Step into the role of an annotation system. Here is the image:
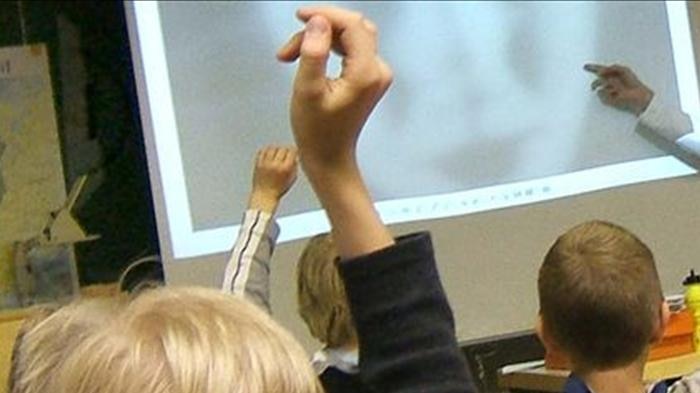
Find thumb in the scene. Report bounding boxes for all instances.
[294,15,332,99]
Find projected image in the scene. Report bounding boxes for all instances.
[128,1,697,258]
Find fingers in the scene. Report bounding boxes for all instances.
[598,64,632,80]
[256,146,297,166]
[585,63,641,87]
[597,87,619,106]
[282,146,298,165]
[583,63,628,77]
[271,146,285,161]
[268,146,279,162]
[297,6,379,85]
[282,6,389,98]
[250,145,297,209]
[297,5,375,49]
[294,15,333,99]
[256,147,267,166]
[583,63,604,75]
[276,30,304,62]
[586,62,630,95]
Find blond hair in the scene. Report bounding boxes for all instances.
[56,286,322,393]
[9,298,121,393]
[538,220,663,370]
[297,233,356,348]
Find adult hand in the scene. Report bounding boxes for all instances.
[249,146,298,213]
[277,6,393,176]
[584,63,654,116]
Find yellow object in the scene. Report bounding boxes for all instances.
[683,270,700,351]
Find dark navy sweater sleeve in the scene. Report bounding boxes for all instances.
[338,232,476,393]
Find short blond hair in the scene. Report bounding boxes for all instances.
[56,286,321,393]
[9,298,121,393]
[538,220,663,370]
[297,233,356,348]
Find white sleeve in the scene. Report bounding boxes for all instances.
[637,94,699,157]
[676,133,700,158]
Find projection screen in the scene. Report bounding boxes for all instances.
[125,1,698,261]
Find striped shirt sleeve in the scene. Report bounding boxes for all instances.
[222,209,280,314]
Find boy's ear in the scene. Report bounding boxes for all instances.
[536,314,569,354]
[536,314,573,369]
[650,300,671,344]
[535,314,557,352]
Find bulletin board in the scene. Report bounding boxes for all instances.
[0,45,67,308]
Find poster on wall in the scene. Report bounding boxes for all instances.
[0,45,73,308]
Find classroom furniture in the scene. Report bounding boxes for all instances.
[461,330,546,393]
[499,352,700,393]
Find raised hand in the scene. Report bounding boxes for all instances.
[249,146,298,214]
[277,6,393,175]
[277,6,395,259]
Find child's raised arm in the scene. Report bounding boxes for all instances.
[222,146,297,313]
[278,7,476,393]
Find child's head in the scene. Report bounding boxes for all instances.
[9,298,121,393]
[297,233,357,348]
[537,220,668,371]
[56,286,321,393]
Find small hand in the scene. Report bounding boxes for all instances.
[584,63,654,116]
[249,146,298,213]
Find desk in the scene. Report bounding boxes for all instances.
[498,353,700,393]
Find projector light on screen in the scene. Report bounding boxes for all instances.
[125,1,698,260]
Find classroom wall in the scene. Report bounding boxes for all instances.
[0,2,159,285]
[165,4,700,351]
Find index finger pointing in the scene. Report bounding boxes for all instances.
[583,63,605,75]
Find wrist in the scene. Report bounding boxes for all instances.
[248,190,280,214]
[633,89,654,117]
[303,168,394,259]
[300,152,359,181]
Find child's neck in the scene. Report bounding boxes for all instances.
[578,360,646,393]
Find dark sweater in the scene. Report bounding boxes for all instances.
[338,232,476,393]
[320,367,371,393]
